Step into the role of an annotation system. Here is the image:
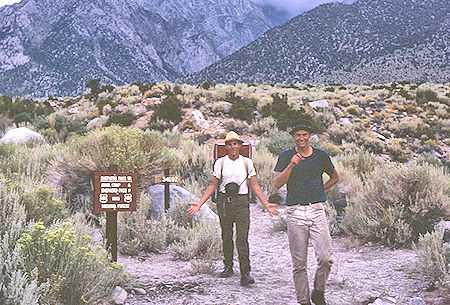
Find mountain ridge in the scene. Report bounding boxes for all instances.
[181,0,449,84]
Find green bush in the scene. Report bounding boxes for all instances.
[151,94,183,124]
[106,111,135,127]
[250,117,278,136]
[0,143,57,189]
[253,146,278,197]
[262,93,313,131]
[46,126,177,213]
[227,92,257,123]
[414,223,450,288]
[259,129,293,156]
[0,183,48,304]
[23,185,67,226]
[416,89,439,104]
[18,221,125,304]
[342,162,450,247]
[334,149,381,181]
[169,221,221,261]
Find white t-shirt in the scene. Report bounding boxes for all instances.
[213,155,256,194]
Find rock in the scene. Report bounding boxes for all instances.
[0,127,45,144]
[86,117,102,130]
[111,286,127,305]
[133,288,147,295]
[368,298,393,305]
[146,185,218,223]
[67,106,79,114]
[443,220,450,242]
[340,118,353,126]
[309,99,329,108]
[409,297,426,305]
[192,110,210,129]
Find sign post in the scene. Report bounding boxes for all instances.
[154,170,180,211]
[94,165,137,261]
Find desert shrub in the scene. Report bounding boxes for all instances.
[357,132,385,154]
[259,130,293,156]
[253,147,278,197]
[147,118,175,132]
[169,221,221,261]
[189,258,217,275]
[18,221,125,304]
[0,143,57,189]
[416,152,443,167]
[151,94,183,124]
[227,92,257,123]
[221,118,249,134]
[334,149,381,181]
[118,193,173,255]
[22,185,67,226]
[177,138,212,193]
[385,138,409,162]
[166,195,196,228]
[319,141,343,156]
[389,118,435,140]
[342,162,450,247]
[414,223,450,288]
[33,112,88,143]
[261,93,321,132]
[250,117,278,136]
[46,126,177,213]
[209,101,231,115]
[0,183,49,304]
[106,111,135,127]
[96,99,117,115]
[327,123,358,145]
[132,81,154,94]
[416,89,439,104]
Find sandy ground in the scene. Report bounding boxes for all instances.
[119,204,448,305]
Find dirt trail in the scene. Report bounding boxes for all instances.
[119,204,446,305]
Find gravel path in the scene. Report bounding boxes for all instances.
[119,204,447,305]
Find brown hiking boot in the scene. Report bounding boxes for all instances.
[218,265,233,278]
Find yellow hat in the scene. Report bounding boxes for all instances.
[224,131,243,144]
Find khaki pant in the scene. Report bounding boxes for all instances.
[286,202,333,304]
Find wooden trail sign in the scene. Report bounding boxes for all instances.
[93,165,138,262]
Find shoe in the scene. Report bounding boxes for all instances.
[311,290,326,305]
[240,272,255,286]
[219,265,233,278]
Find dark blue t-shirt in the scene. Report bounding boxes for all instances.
[274,147,335,206]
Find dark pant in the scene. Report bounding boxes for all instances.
[217,193,250,275]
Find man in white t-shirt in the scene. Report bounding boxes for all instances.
[188,131,279,286]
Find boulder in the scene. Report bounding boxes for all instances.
[192,110,210,130]
[146,185,218,223]
[0,127,45,144]
[309,99,329,108]
[111,286,127,305]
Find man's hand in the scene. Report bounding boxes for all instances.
[290,153,304,166]
[187,202,202,216]
[264,203,280,216]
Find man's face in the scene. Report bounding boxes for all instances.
[292,130,311,148]
[225,140,241,158]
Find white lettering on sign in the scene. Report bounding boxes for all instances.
[118,188,128,193]
[117,204,130,208]
[111,196,120,201]
[101,204,116,208]
[101,188,118,193]
[101,183,111,187]
[161,176,179,183]
[111,183,121,187]
[101,176,117,182]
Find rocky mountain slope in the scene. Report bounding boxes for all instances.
[182,0,450,84]
[0,0,274,97]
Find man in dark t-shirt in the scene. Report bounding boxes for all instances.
[274,120,339,305]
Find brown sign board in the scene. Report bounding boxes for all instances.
[94,172,138,212]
